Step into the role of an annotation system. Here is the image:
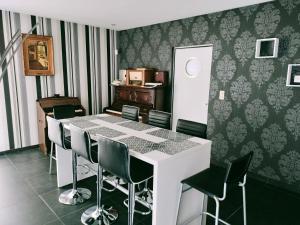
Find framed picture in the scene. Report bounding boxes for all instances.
[286,64,300,87]
[22,34,54,76]
[255,38,279,58]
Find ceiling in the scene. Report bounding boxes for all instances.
[0,0,272,30]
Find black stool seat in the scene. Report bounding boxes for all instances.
[182,166,226,198]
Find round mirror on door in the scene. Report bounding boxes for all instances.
[185,57,201,78]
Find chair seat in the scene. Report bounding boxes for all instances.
[182,165,226,198]
[130,157,153,184]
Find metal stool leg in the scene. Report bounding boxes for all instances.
[49,142,54,174]
[214,197,220,225]
[81,164,118,225]
[242,185,247,225]
[128,183,135,225]
[59,152,91,205]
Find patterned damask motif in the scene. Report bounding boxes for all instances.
[125,44,136,65]
[207,12,222,25]
[220,11,240,44]
[140,42,152,65]
[285,104,300,141]
[266,77,294,113]
[213,100,232,123]
[241,141,263,170]
[258,167,281,181]
[209,80,219,100]
[249,59,274,88]
[211,133,228,161]
[133,28,144,50]
[181,17,194,29]
[119,31,129,49]
[191,17,208,43]
[207,35,222,61]
[239,5,258,21]
[254,4,280,37]
[278,26,300,65]
[279,0,300,15]
[207,114,215,137]
[159,22,170,32]
[279,151,300,184]
[230,75,252,108]
[261,124,287,157]
[245,99,269,131]
[234,31,256,66]
[168,21,183,46]
[216,55,236,86]
[226,117,247,147]
[181,38,193,47]
[149,25,162,49]
[158,41,171,68]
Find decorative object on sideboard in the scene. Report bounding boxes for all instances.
[126,68,155,86]
[286,64,300,87]
[255,38,279,58]
[22,34,55,76]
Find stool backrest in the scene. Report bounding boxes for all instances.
[148,110,171,129]
[53,105,76,119]
[47,116,64,147]
[69,124,95,163]
[122,105,139,122]
[225,151,253,184]
[176,119,207,139]
[98,138,132,184]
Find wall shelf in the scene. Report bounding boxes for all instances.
[286,64,300,87]
[255,38,279,59]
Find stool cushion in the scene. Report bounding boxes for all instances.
[181,165,226,198]
[130,156,153,183]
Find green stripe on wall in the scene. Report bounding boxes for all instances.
[60,21,69,96]
[85,25,92,114]
[0,10,14,148]
[106,30,111,105]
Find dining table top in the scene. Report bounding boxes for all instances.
[61,114,211,165]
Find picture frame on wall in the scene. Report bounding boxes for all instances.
[22,34,54,76]
[255,38,279,58]
[286,64,300,87]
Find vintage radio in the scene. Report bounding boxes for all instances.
[126,68,155,86]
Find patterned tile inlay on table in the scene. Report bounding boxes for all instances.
[119,121,155,131]
[153,140,199,155]
[88,127,126,138]
[70,120,99,129]
[97,115,129,124]
[118,136,158,154]
[147,129,191,142]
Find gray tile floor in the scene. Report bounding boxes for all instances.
[0,147,299,225]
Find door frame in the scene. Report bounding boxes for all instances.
[171,44,213,129]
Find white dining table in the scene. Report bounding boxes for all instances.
[55,114,211,225]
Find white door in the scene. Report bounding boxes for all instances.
[172,45,213,131]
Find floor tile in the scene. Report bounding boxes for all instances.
[6,148,46,164]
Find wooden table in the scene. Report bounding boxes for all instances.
[55,114,211,225]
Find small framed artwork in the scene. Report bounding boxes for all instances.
[22,34,54,76]
[255,38,279,58]
[286,64,300,87]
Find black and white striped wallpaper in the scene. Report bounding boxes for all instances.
[0,10,117,151]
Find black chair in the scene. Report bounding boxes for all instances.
[148,110,171,129]
[176,119,207,139]
[69,125,118,225]
[122,105,139,122]
[48,104,76,174]
[97,138,153,225]
[178,152,253,225]
[47,116,91,205]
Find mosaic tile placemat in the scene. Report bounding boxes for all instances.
[70,120,99,129]
[97,115,129,124]
[153,140,199,155]
[118,136,158,154]
[119,121,155,131]
[88,127,126,138]
[147,129,191,142]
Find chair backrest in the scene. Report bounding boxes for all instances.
[176,119,207,139]
[53,105,76,119]
[148,110,171,129]
[47,116,64,148]
[122,105,139,122]
[224,151,253,184]
[69,124,95,163]
[98,138,132,184]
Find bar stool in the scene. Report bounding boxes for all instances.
[177,152,253,225]
[176,119,207,139]
[49,104,76,174]
[47,116,91,205]
[69,125,118,225]
[122,105,139,121]
[148,110,171,129]
[97,137,153,225]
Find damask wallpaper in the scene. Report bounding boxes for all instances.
[118,0,300,193]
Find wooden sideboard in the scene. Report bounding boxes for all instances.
[106,85,166,122]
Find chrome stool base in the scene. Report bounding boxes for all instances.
[59,188,91,205]
[81,205,118,225]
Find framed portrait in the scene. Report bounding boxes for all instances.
[22,34,54,76]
